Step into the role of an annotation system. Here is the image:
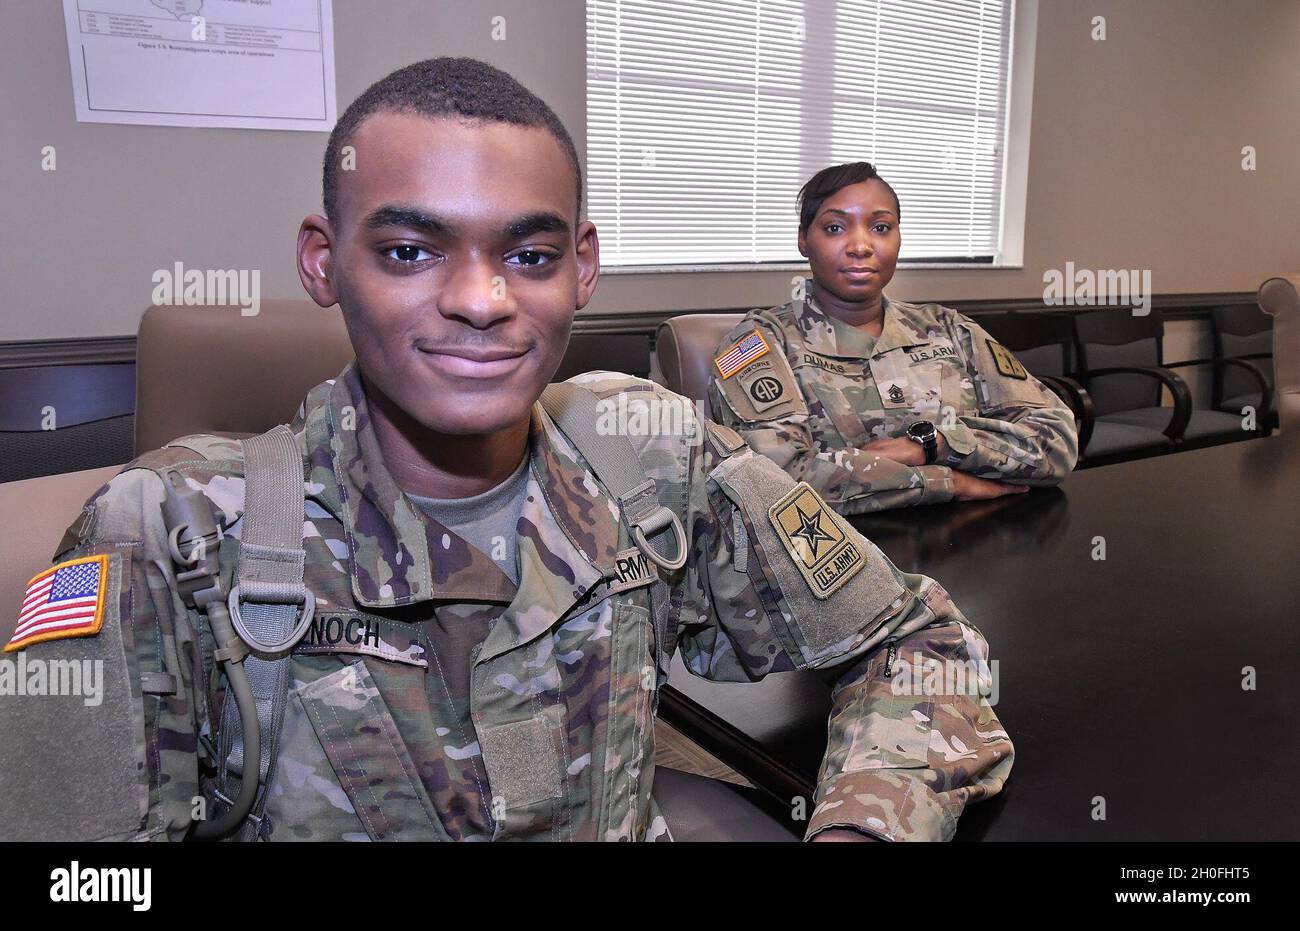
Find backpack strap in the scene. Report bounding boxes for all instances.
[540,383,688,572]
[540,383,690,680]
[173,424,309,840]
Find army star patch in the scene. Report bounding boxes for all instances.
[768,483,864,600]
[986,339,1028,380]
[6,554,110,652]
[715,330,771,379]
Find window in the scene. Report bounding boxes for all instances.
[586,0,1019,268]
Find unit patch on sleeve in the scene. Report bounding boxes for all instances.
[767,483,865,600]
[986,339,1028,380]
[6,554,110,652]
[714,330,771,379]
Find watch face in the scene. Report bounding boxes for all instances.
[908,421,935,441]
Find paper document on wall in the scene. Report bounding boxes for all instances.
[62,0,336,131]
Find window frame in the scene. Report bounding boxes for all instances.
[587,0,1038,275]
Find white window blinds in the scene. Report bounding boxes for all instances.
[586,0,1014,267]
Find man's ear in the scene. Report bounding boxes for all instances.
[297,214,339,308]
[574,219,601,311]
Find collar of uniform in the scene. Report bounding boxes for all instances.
[325,363,516,608]
[320,364,613,628]
[798,287,919,359]
[476,405,617,664]
[871,297,935,357]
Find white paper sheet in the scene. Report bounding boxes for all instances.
[62,0,336,131]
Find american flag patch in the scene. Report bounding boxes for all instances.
[714,330,771,379]
[5,554,110,653]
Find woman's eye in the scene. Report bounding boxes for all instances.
[385,245,434,263]
[825,224,843,234]
[872,223,892,234]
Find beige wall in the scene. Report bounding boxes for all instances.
[1,0,1296,341]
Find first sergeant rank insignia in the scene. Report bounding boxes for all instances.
[986,338,1028,380]
[887,383,906,404]
[768,483,865,599]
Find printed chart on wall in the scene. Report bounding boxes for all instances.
[61,0,336,131]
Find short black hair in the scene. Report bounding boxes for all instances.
[322,57,582,222]
[797,162,900,233]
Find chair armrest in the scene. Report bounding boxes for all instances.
[1165,357,1272,430]
[1084,366,1193,441]
[1039,374,1095,454]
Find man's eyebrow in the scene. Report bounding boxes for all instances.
[361,205,452,236]
[502,212,571,239]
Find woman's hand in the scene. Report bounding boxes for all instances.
[950,471,1030,501]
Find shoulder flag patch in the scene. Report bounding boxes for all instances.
[5,554,110,653]
[986,338,1028,380]
[715,330,771,379]
[768,483,864,600]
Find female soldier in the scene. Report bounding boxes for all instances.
[708,162,1078,514]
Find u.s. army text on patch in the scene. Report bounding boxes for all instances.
[767,483,864,599]
[986,339,1028,379]
[6,554,110,652]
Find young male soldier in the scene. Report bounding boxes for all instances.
[0,59,1011,842]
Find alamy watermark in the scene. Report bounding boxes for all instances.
[1043,261,1152,316]
[888,651,1000,707]
[152,261,261,316]
[0,654,103,706]
[595,394,705,446]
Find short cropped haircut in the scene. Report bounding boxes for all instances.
[797,162,900,233]
[322,57,582,222]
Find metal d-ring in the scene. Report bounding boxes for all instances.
[226,584,316,655]
[632,509,689,572]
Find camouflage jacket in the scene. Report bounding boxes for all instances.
[708,287,1079,515]
[0,361,1012,842]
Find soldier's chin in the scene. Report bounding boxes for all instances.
[413,392,534,437]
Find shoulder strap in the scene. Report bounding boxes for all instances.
[216,424,310,840]
[540,383,687,572]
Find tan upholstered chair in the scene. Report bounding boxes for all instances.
[1257,276,1300,433]
[2,302,355,642]
[654,314,747,419]
[134,301,354,454]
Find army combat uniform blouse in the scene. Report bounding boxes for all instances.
[1,362,1012,842]
[709,287,1079,515]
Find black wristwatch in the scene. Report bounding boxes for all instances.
[906,420,939,465]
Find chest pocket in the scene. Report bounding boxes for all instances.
[796,357,873,448]
[276,651,450,842]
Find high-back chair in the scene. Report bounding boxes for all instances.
[654,313,748,417]
[134,301,355,455]
[1210,304,1276,432]
[1073,308,1217,463]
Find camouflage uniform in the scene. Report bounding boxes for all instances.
[709,284,1079,514]
[1,361,1012,841]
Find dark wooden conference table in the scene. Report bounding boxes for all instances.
[660,432,1300,840]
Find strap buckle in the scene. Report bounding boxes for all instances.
[622,480,689,572]
[226,584,316,655]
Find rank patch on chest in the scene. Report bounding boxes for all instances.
[768,484,865,600]
[714,330,771,379]
[6,554,110,652]
[986,339,1028,380]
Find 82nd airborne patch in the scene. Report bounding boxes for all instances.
[768,483,865,599]
[986,339,1028,380]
